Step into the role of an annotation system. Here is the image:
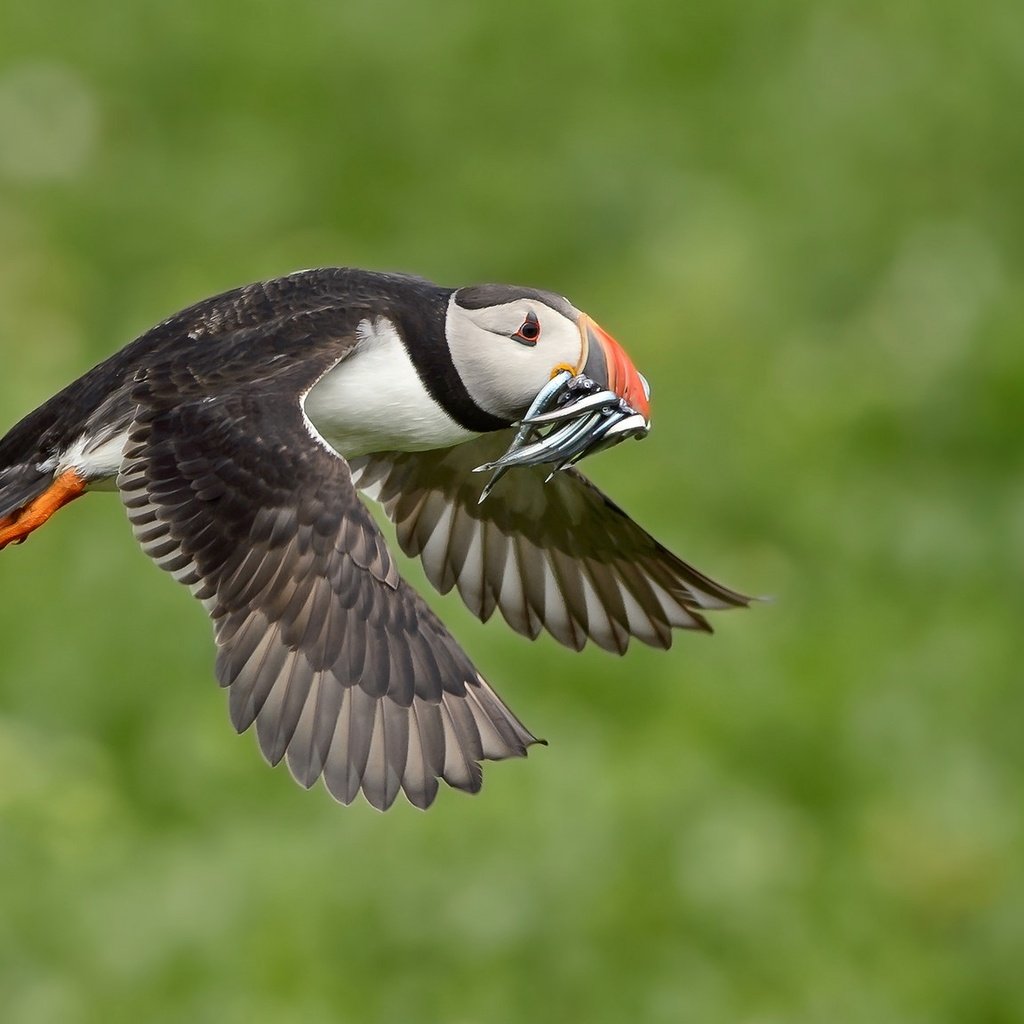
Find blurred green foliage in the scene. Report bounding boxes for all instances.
[1,1,1021,1022]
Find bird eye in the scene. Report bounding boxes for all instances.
[512,311,541,346]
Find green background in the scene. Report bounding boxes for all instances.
[1,2,1020,1022]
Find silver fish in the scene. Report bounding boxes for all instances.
[475,371,650,502]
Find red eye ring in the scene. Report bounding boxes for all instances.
[512,311,541,346]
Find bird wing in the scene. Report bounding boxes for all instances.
[351,433,751,655]
[116,342,536,812]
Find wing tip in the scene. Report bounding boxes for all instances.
[242,675,545,813]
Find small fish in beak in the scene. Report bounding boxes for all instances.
[475,368,651,502]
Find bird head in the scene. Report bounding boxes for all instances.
[446,285,651,426]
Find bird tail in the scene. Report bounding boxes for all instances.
[0,373,98,550]
[0,461,87,551]
[0,462,54,521]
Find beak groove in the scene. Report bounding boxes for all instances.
[578,315,651,423]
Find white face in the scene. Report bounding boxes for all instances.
[445,291,585,421]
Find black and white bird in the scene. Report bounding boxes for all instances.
[0,268,749,809]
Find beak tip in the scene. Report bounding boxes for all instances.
[582,317,651,423]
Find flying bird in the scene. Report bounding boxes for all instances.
[0,268,749,809]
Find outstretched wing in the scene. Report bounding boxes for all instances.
[351,434,750,655]
[117,357,536,811]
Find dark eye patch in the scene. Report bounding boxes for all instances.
[512,311,541,346]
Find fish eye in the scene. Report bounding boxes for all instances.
[512,311,541,346]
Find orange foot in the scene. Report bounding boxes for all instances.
[0,470,87,551]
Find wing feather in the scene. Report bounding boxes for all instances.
[118,360,537,811]
[350,433,750,654]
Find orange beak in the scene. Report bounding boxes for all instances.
[576,315,651,422]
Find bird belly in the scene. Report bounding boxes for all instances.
[304,319,481,457]
[58,429,129,490]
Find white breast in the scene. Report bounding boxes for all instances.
[303,317,480,457]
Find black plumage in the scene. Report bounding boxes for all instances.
[118,341,535,810]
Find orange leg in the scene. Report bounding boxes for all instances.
[0,470,88,551]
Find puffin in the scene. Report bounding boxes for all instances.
[0,267,750,810]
